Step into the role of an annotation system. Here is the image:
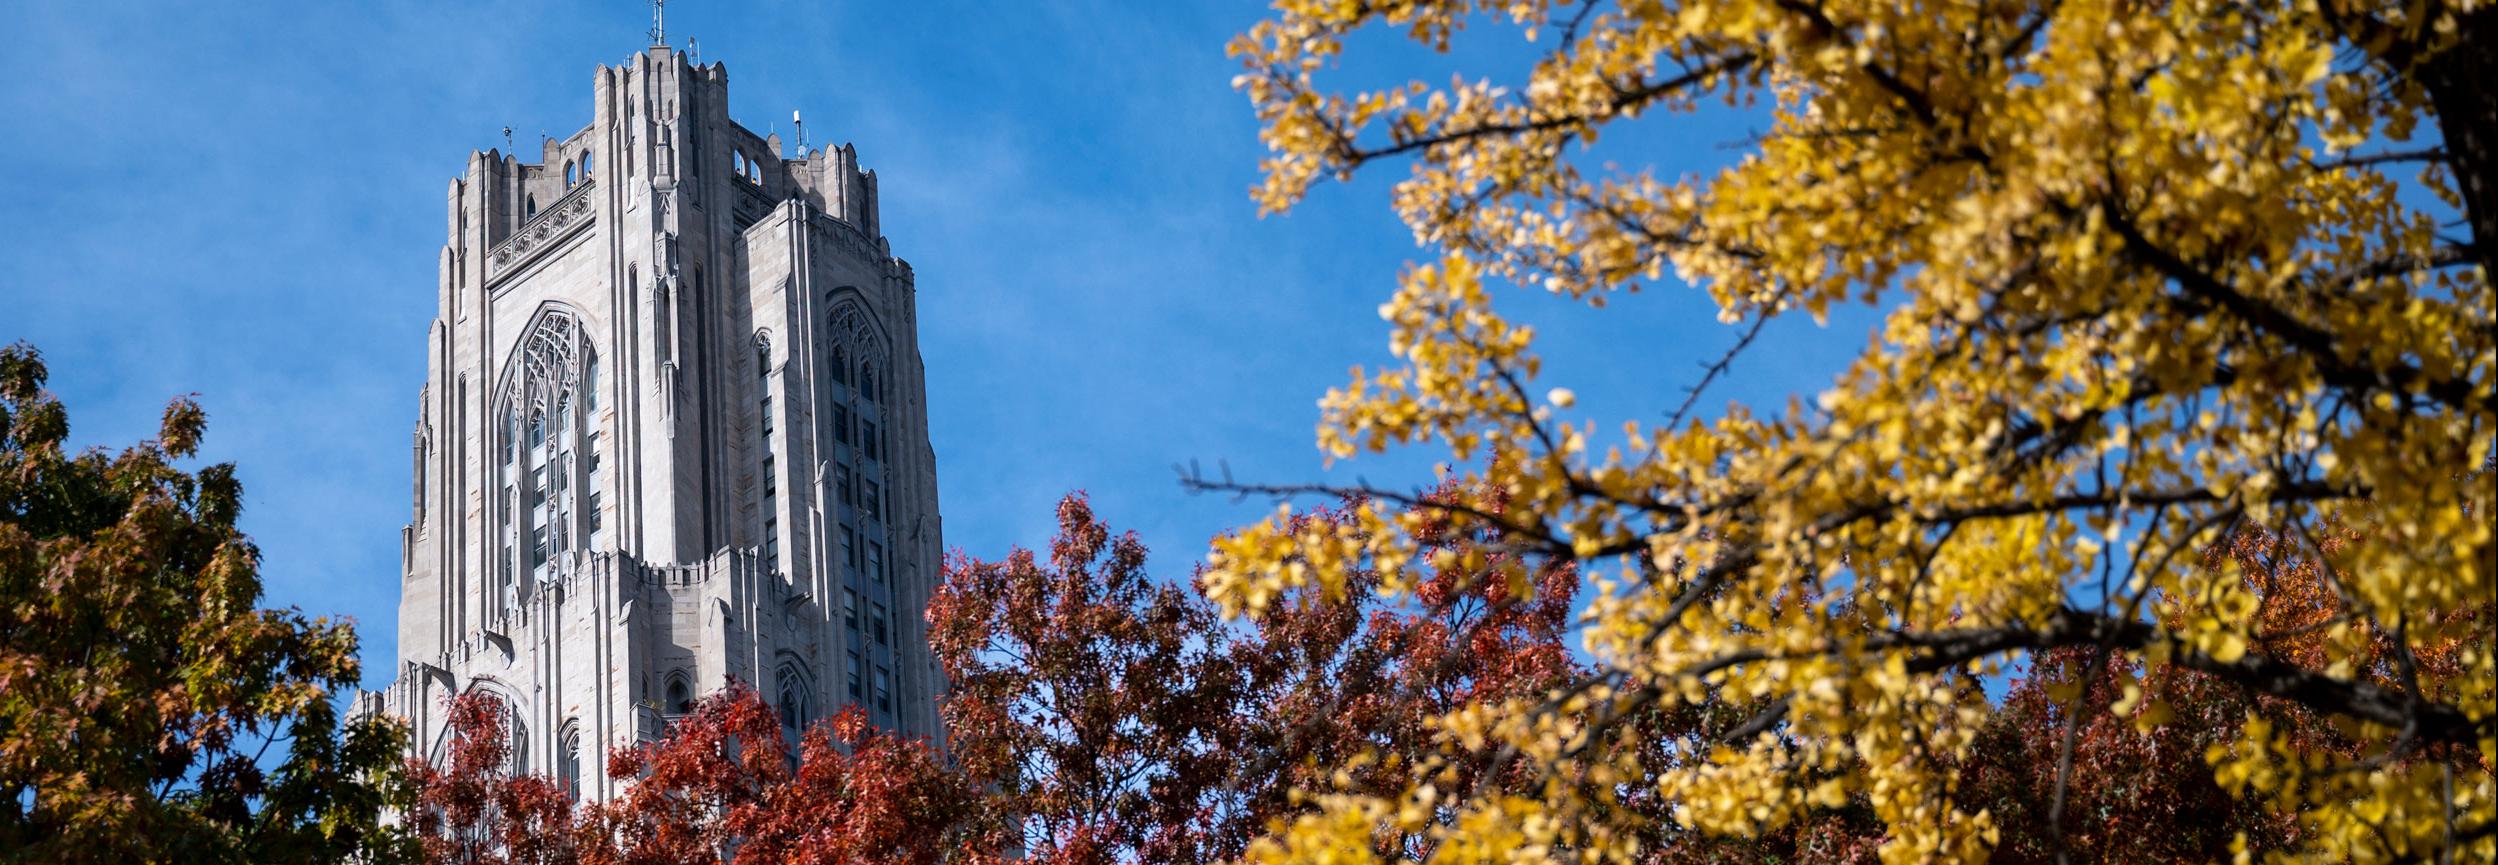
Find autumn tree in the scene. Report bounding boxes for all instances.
[1960,520,2495,864]
[575,681,998,865]
[0,342,413,864]
[930,493,1242,865]
[407,681,996,865]
[1205,485,1584,862]
[405,691,578,865]
[929,488,1585,864]
[1206,1,2495,862]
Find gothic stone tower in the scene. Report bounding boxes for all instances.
[371,43,944,800]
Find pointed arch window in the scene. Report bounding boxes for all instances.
[665,671,693,715]
[775,661,812,739]
[564,160,578,188]
[823,300,887,416]
[580,150,593,179]
[462,688,530,776]
[556,721,583,800]
[495,309,598,611]
[526,195,539,220]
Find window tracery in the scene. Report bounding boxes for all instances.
[775,659,811,737]
[494,309,600,616]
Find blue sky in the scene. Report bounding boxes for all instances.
[1,0,1869,689]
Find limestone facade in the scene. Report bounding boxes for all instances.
[367,44,945,801]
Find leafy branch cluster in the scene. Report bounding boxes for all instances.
[1207,0,2495,861]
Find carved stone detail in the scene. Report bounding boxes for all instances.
[490,180,598,274]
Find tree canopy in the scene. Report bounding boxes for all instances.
[930,489,1581,865]
[0,342,411,864]
[408,682,998,865]
[1206,1,2495,862]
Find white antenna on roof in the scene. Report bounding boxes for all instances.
[793,110,805,155]
[649,0,666,46]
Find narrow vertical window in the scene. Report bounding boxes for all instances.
[413,431,428,524]
[845,652,862,699]
[874,666,891,713]
[843,588,859,631]
[776,665,808,735]
[507,711,530,775]
[867,541,884,584]
[872,603,888,646]
[862,479,881,521]
[557,724,582,800]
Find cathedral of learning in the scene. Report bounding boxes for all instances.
[366,38,945,801]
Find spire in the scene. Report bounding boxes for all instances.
[649,0,666,47]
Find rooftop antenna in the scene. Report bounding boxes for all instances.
[793,110,805,155]
[649,0,666,46]
[502,126,514,154]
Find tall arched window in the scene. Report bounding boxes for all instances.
[495,309,598,610]
[580,150,593,179]
[564,160,577,188]
[464,687,529,776]
[525,195,539,220]
[556,721,582,800]
[732,151,746,178]
[775,661,812,740]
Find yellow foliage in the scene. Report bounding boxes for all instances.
[1218,0,2495,861]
